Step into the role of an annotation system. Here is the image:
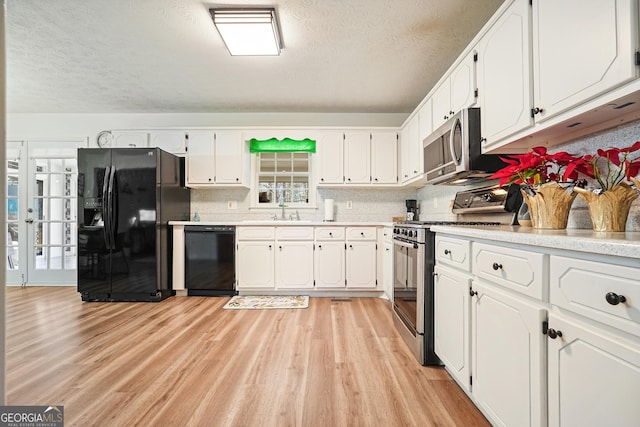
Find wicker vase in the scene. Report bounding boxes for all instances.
[575,182,638,232]
[521,182,577,229]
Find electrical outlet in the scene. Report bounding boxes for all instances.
[227,201,237,209]
[346,201,353,209]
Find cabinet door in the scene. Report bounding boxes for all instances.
[547,312,640,427]
[371,132,397,184]
[382,241,393,299]
[450,50,477,113]
[186,131,215,184]
[150,131,186,154]
[317,132,344,184]
[346,241,377,288]
[477,0,533,151]
[471,280,546,427]
[214,131,244,184]
[418,99,433,142]
[344,132,371,184]
[432,78,452,130]
[533,0,638,122]
[112,131,149,148]
[401,115,421,182]
[314,241,346,288]
[399,124,412,183]
[434,265,472,392]
[276,241,314,289]
[236,241,275,289]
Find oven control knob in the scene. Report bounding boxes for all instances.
[403,229,408,235]
[407,230,413,237]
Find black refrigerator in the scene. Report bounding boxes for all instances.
[77,148,190,301]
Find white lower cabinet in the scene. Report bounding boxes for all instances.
[434,264,472,392]
[276,241,314,289]
[471,279,547,427]
[345,227,378,289]
[546,311,640,427]
[236,241,275,289]
[435,232,640,427]
[346,241,377,288]
[236,225,381,293]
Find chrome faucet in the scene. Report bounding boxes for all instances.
[279,203,287,220]
[289,210,300,221]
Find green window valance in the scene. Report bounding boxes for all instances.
[249,137,316,153]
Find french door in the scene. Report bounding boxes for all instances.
[6,140,85,285]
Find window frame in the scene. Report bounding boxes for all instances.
[250,151,317,209]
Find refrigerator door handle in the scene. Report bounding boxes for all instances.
[102,165,112,250]
[107,166,117,249]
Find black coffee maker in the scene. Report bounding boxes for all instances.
[405,199,419,221]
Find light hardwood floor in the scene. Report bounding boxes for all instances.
[6,287,489,427]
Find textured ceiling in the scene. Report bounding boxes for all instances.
[7,0,504,114]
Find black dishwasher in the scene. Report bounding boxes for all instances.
[184,225,237,296]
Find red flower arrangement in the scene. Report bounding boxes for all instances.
[491,142,640,192]
[565,141,640,192]
[489,146,586,189]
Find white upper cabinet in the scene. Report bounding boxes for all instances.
[186,130,246,187]
[418,98,433,142]
[532,0,639,122]
[344,132,371,184]
[317,132,344,185]
[432,50,478,130]
[149,131,186,154]
[371,132,398,184]
[214,131,245,184]
[401,115,421,183]
[477,0,533,151]
[111,131,149,148]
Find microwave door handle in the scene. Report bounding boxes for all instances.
[449,117,460,166]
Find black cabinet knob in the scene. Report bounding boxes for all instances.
[531,107,544,117]
[492,262,503,271]
[605,292,626,305]
[444,249,451,255]
[469,289,478,297]
[547,328,562,339]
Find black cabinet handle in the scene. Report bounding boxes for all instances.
[318,245,322,250]
[547,328,562,339]
[268,245,272,249]
[469,289,478,297]
[492,262,503,271]
[531,107,544,118]
[329,232,333,236]
[360,232,364,237]
[605,292,626,305]
[444,249,451,255]
[349,244,353,249]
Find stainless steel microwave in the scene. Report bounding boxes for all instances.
[422,108,506,185]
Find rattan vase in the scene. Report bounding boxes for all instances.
[521,182,577,229]
[575,182,638,232]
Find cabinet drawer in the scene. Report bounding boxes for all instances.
[315,227,345,240]
[346,227,377,240]
[237,227,275,240]
[276,226,314,240]
[550,255,640,338]
[472,242,547,300]
[435,236,471,271]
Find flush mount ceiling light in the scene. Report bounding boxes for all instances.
[209,8,282,56]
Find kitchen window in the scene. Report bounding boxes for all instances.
[255,152,313,206]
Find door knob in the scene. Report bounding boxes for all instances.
[25,218,34,224]
[605,292,626,305]
[547,328,562,339]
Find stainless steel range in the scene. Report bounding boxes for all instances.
[392,184,521,365]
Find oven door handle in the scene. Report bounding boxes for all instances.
[393,239,419,249]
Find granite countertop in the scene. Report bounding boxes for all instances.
[169,221,393,227]
[430,225,640,259]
